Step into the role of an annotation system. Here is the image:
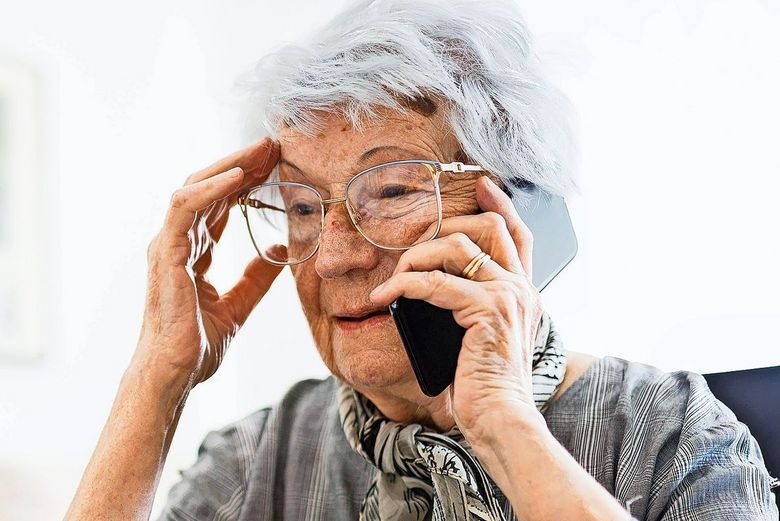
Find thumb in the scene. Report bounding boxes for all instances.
[223,254,285,327]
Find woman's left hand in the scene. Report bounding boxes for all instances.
[369,175,545,446]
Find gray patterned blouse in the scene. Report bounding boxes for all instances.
[155,356,778,520]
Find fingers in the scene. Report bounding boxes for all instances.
[159,139,281,269]
[408,175,534,279]
[161,167,246,266]
[410,211,524,276]
[222,255,285,327]
[392,232,507,282]
[370,270,528,334]
[184,137,279,187]
[170,167,245,233]
[191,138,281,243]
[475,176,534,280]
[371,269,484,311]
[370,266,538,336]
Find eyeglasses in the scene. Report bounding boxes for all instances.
[238,159,485,265]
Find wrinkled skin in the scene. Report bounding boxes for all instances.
[278,106,509,429]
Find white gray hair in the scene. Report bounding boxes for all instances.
[233,0,581,199]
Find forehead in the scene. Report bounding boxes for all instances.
[276,106,459,185]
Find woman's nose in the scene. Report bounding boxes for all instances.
[314,203,380,279]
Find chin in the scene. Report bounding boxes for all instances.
[331,328,413,390]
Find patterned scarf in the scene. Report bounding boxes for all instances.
[337,309,566,521]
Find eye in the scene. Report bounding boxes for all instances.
[380,185,409,198]
[291,202,317,216]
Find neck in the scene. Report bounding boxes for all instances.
[353,376,457,432]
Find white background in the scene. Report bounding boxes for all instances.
[0,0,778,519]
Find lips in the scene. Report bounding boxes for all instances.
[332,307,391,330]
[333,308,387,321]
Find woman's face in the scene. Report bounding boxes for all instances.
[277,107,479,391]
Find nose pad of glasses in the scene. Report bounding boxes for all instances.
[342,199,361,224]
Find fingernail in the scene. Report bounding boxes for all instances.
[228,167,243,178]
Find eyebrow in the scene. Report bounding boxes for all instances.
[358,145,420,164]
[278,159,312,181]
[279,145,426,179]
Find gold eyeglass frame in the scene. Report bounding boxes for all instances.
[237,159,485,266]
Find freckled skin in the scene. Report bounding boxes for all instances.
[277,106,482,413]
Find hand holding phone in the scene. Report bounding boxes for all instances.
[389,181,577,397]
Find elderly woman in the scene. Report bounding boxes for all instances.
[66,0,777,520]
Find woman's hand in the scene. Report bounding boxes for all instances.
[66,139,284,521]
[369,176,634,521]
[369,175,543,443]
[137,137,283,386]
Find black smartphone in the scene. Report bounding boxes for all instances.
[389,181,578,397]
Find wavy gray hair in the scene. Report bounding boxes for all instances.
[233,0,581,199]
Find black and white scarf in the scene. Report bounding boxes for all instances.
[337,309,566,521]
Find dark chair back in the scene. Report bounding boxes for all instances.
[704,365,779,511]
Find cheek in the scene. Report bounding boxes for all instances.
[292,264,321,317]
[443,197,479,219]
[292,263,336,363]
[440,179,479,218]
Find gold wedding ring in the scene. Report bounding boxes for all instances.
[461,251,491,280]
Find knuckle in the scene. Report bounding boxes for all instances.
[482,212,511,244]
[397,248,414,269]
[492,281,522,313]
[448,232,471,250]
[426,269,448,289]
[484,211,506,229]
[169,188,188,209]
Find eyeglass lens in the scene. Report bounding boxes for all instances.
[243,162,441,264]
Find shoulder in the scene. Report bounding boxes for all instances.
[212,374,338,457]
[155,375,338,521]
[605,355,713,417]
[555,354,718,416]
[548,355,778,520]
[547,355,712,424]
[567,355,759,460]
[199,375,337,462]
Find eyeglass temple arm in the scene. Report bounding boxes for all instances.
[439,162,484,173]
[238,195,285,213]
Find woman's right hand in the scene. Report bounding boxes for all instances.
[136,138,283,387]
